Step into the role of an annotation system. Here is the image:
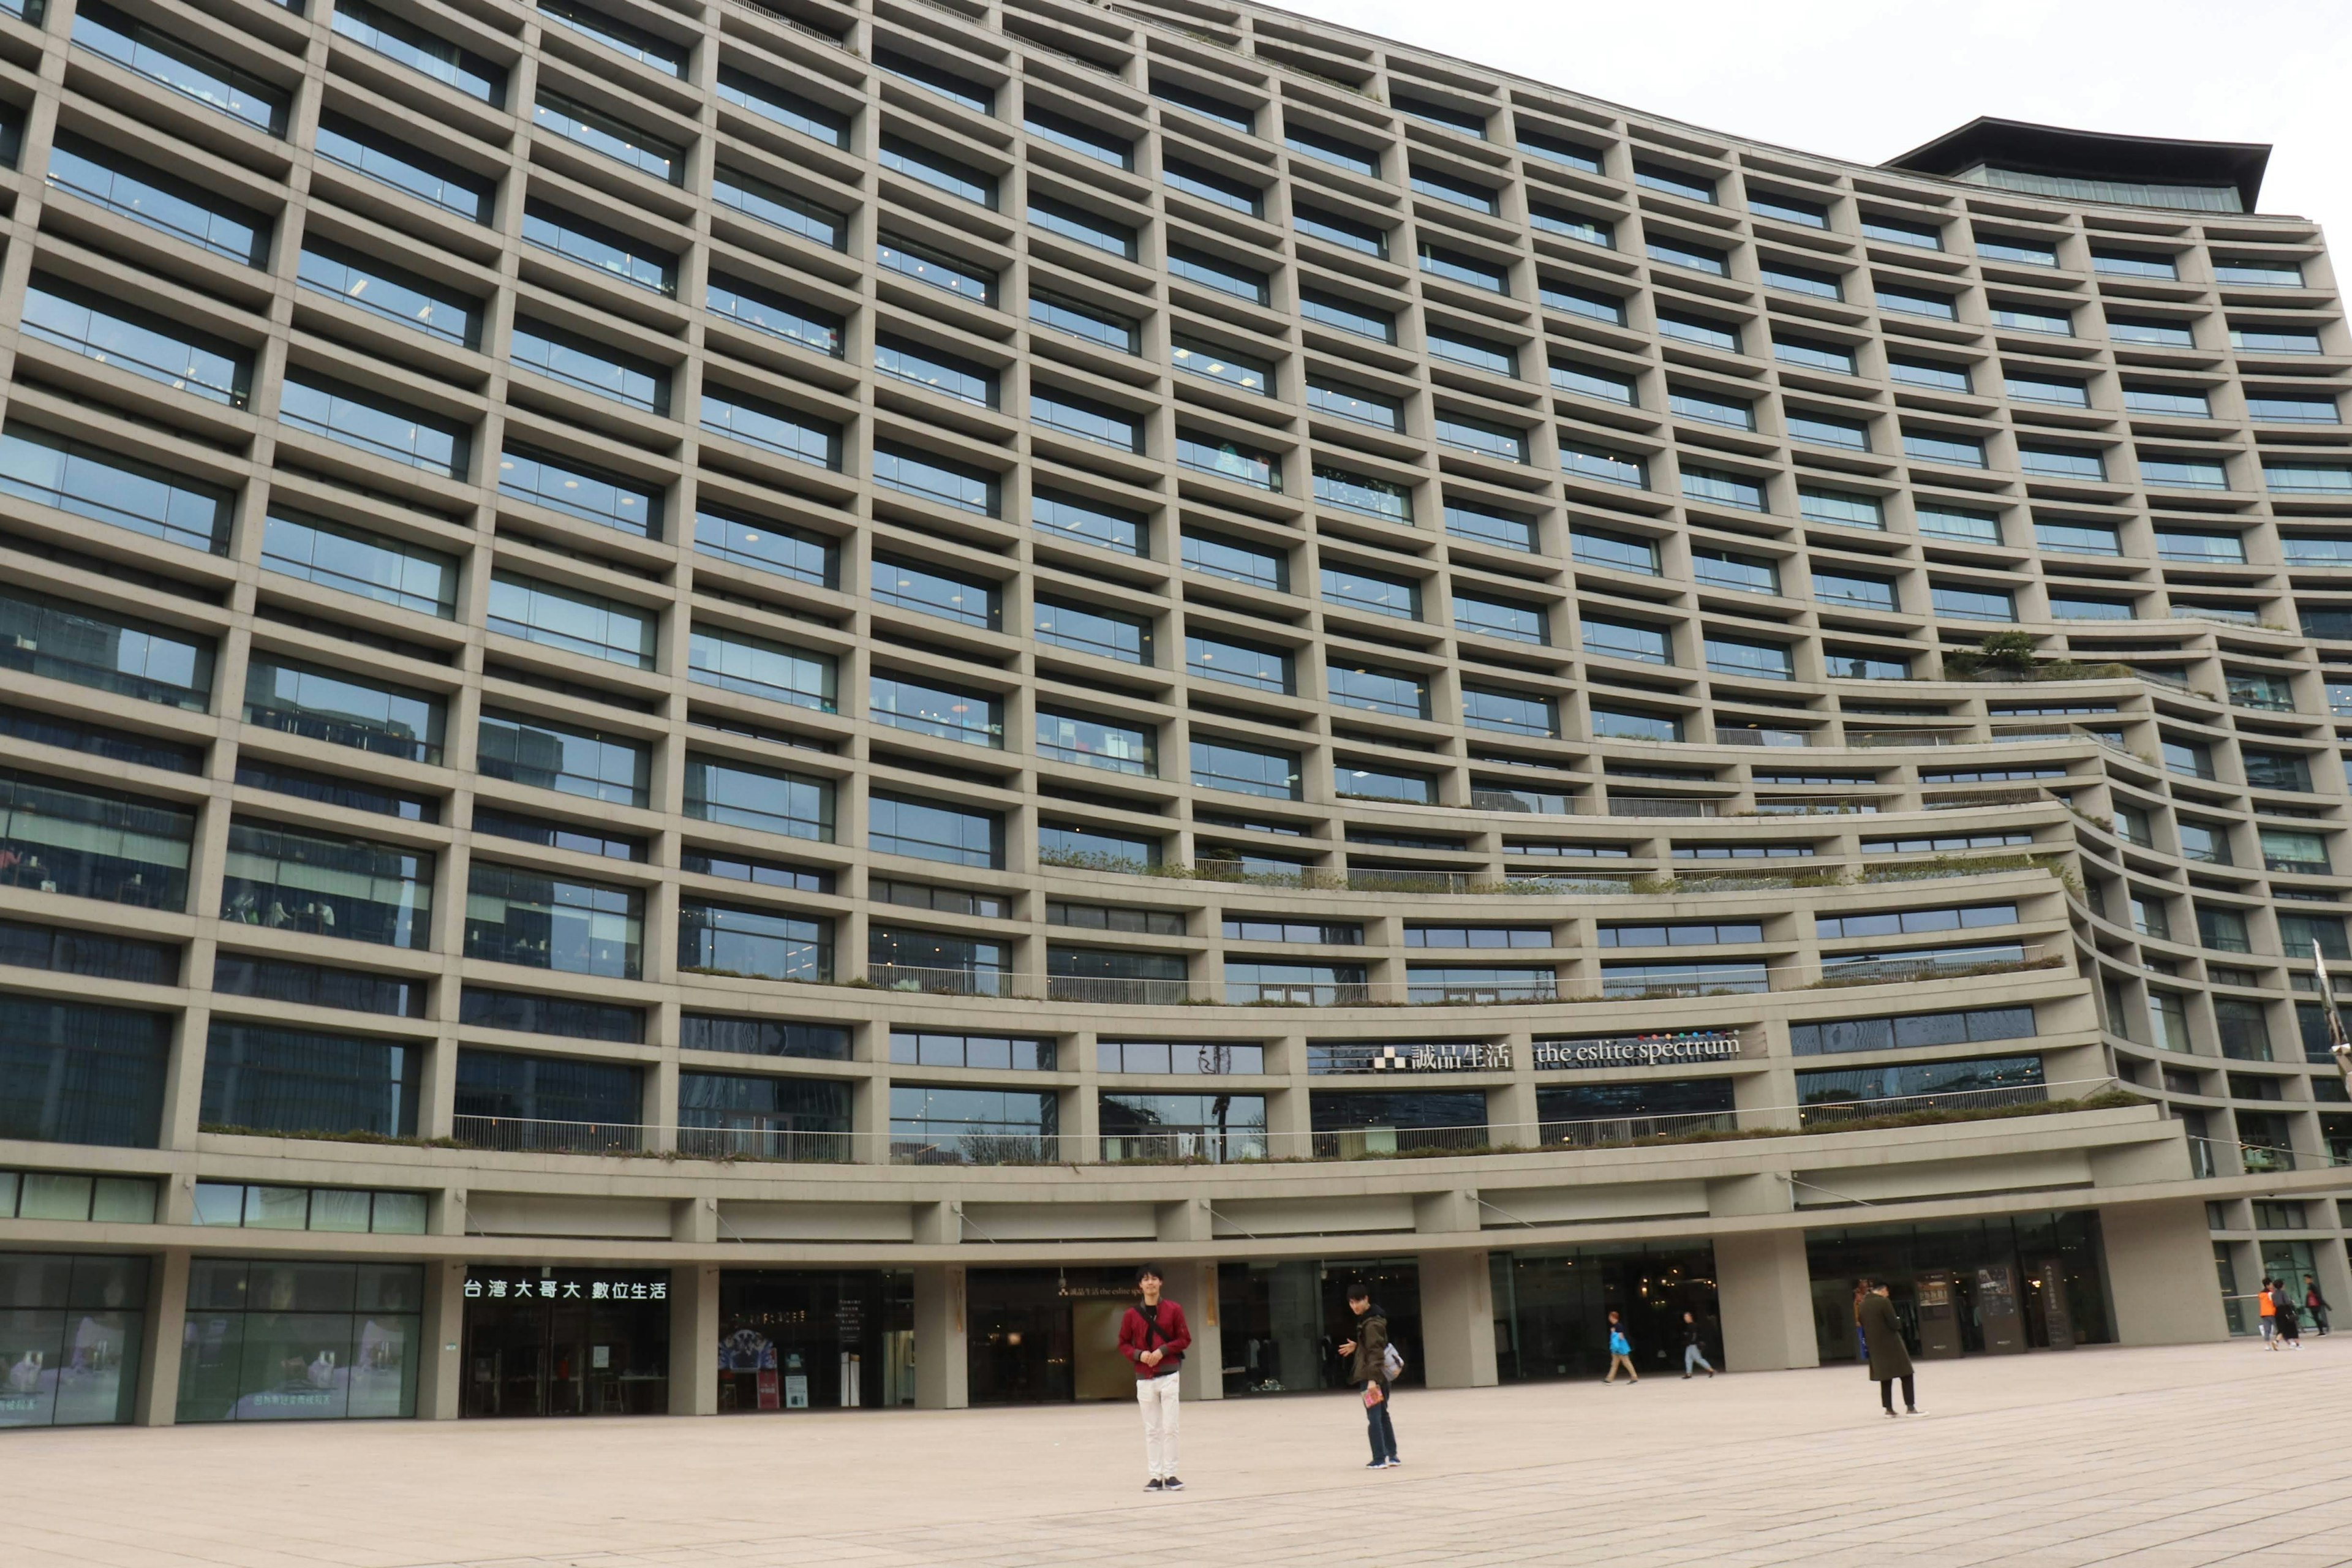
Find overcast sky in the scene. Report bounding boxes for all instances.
[1275,0,2352,238]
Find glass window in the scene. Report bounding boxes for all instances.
[522,201,675,294]
[694,508,834,586]
[1166,245,1267,304]
[1517,126,1601,170]
[498,447,660,536]
[1705,636,1793,680]
[508,319,667,413]
[1296,208,1387,258]
[1648,238,1727,276]
[1186,635,1292,695]
[1656,312,1738,352]
[0,586,214,708]
[1025,106,1129,167]
[876,48,992,113]
[685,628,835,710]
[297,243,477,347]
[1323,565,1420,620]
[717,66,847,146]
[279,376,467,477]
[1760,261,1842,299]
[23,278,250,409]
[1800,488,1884,529]
[1326,662,1430,718]
[219,820,432,949]
[1694,549,1778,594]
[1163,158,1260,216]
[1634,162,1713,202]
[1463,686,1556,736]
[0,424,231,553]
[870,675,1001,747]
[2111,315,2197,348]
[1286,127,1377,174]
[869,793,1000,867]
[1917,504,2001,542]
[1528,206,1610,247]
[175,1256,423,1422]
[707,274,842,357]
[1775,336,1856,374]
[1396,96,1486,137]
[1175,435,1278,491]
[534,91,680,183]
[701,390,839,469]
[1447,500,1535,551]
[872,554,998,628]
[72,0,287,132]
[312,115,489,220]
[0,998,171,1147]
[1875,287,1955,320]
[540,0,682,73]
[1550,360,1636,404]
[488,575,653,668]
[1313,467,1411,524]
[1991,304,2072,336]
[1931,584,2015,622]
[1902,429,1985,469]
[2035,521,2119,556]
[1032,390,1140,451]
[466,863,642,978]
[876,236,994,303]
[47,132,269,263]
[680,755,831,843]
[1541,282,1627,325]
[1298,290,1394,342]
[1038,711,1154,775]
[1191,739,1299,799]
[2019,445,2105,481]
[1033,598,1152,664]
[200,1023,417,1140]
[242,657,443,764]
[2122,384,2211,418]
[881,135,997,207]
[2007,374,2088,407]
[1562,445,1646,489]
[1681,466,1765,511]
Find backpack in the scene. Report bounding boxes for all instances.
[1381,1342,1406,1381]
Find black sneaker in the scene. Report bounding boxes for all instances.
[1145,1478,1164,1492]
[1163,1477,1185,1491]
[1365,1459,1387,1469]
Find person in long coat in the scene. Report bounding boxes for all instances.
[1860,1282,1919,1417]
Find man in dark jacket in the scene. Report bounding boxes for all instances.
[2306,1275,2331,1336]
[1117,1264,1191,1491]
[1860,1281,1918,1417]
[1336,1283,1398,1469]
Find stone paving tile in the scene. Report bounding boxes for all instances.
[14,1341,2352,1568]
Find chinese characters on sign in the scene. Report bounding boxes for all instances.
[1311,1041,1513,1074]
[1531,1032,1743,1069]
[462,1271,670,1302]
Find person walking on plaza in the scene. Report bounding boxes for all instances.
[2278,1289,2304,1349]
[1337,1283,1398,1469]
[1680,1311,1716,1379]
[1605,1309,1640,1384]
[2306,1275,2331,1336]
[1853,1281,1869,1363]
[1118,1264,1190,1492]
[2259,1280,2280,1349]
[1860,1282,1918,1417]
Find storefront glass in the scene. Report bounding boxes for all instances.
[177,1259,420,1422]
[462,1266,669,1416]
[1490,1244,1717,1379]
[966,1266,1138,1403]
[1218,1257,1422,1396]
[716,1270,914,1411]
[1803,1211,2113,1362]
[0,1253,145,1428]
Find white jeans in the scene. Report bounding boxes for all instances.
[1136,1372,1181,1477]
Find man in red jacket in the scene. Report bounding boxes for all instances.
[1118,1264,1191,1492]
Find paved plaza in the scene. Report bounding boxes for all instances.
[12,1340,2352,1568]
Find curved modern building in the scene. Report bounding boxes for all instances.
[0,0,2341,1428]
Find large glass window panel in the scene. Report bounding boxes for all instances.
[679,901,830,981]
[1038,712,1154,775]
[712,163,844,248]
[488,575,653,668]
[478,712,647,807]
[1322,565,1420,620]
[0,770,194,910]
[1185,635,1292,694]
[219,821,432,949]
[0,586,213,708]
[464,864,642,978]
[521,202,675,294]
[0,423,231,553]
[332,0,502,100]
[21,278,248,409]
[296,243,477,348]
[312,115,489,220]
[685,628,834,710]
[706,274,841,357]
[1032,491,1144,556]
[1191,739,1299,799]
[870,676,1002,747]
[1453,594,1545,644]
[1462,687,1556,736]
[1029,292,1139,353]
[497,447,660,536]
[682,755,832,841]
[1033,598,1151,664]
[533,92,680,183]
[868,793,1000,867]
[876,237,995,304]
[716,67,845,145]
[46,132,270,263]
[1327,662,1430,718]
[199,1025,418,1139]
[243,657,443,763]
[693,508,835,586]
[72,1,287,132]
[278,377,467,477]
[872,445,997,514]
[539,0,682,74]
[508,320,667,413]
[0,999,170,1147]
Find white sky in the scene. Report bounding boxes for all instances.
[1272,0,2352,238]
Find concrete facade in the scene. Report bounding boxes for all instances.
[0,0,2341,1428]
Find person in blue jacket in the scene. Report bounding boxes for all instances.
[1604,1309,1640,1384]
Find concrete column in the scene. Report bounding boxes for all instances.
[1714,1231,1820,1371]
[1418,1248,1498,1389]
[133,1248,190,1427]
[1174,1259,1222,1401]
[2103,1199,2230,1344]
[417,1259,466,1421]
[913,1264,968,1409]
[668,1263,720,1415]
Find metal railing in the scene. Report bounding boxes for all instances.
[867,963,1025,998]
[1048,974,1196,1005]
[432,1077,2128,1168]
[1605,797,1722,818]
[452,1116,645,1155]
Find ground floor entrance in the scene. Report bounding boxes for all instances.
[461,1267,671,1417]
[1490,1243,1719,1381]
[1217,1257,1423,1397]
[716,1270,915,1412]
[1803,1212,2114,1365]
